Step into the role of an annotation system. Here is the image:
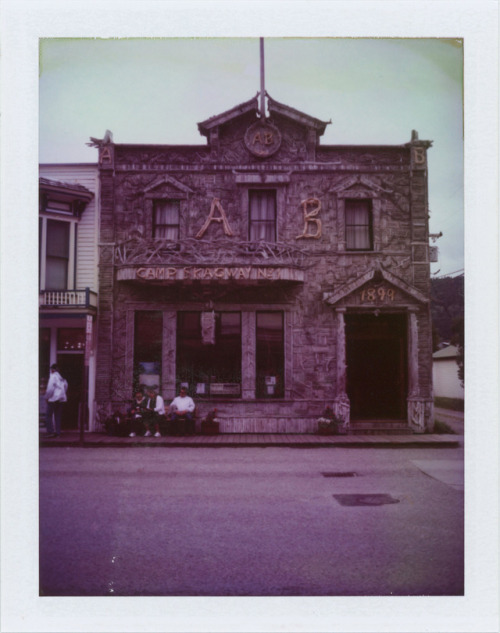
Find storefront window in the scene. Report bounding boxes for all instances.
[134,311,163,392]
[57,328,85,351]
[177,312,241,397]
[256,312,284,398]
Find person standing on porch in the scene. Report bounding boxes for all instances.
[44,364,68,438]
[143,388,165,437]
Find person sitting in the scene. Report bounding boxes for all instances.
[143,388,165,437]
[169,386,196,435]
[128,391,146,437]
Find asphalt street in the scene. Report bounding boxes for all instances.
[39,446,464,596]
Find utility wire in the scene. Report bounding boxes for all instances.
[432,269,464,279]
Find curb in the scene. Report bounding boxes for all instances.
[39,435,461,449]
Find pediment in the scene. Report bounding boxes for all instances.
[197,94,330,138]
[330,175,392,197]
[323,266,428,308]
[267,95,330,135]
[198,95,260,136]
[197,94,331,161]
[143,175,193,196]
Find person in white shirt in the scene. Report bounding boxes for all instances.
[169,386,195,435]
[143,388,165,437]
[44,364,68,438]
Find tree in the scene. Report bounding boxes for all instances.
[451,315,464,388]
[430,275,464,347]
[431,274,464,386]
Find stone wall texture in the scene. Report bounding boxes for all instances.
[95,103,434,432]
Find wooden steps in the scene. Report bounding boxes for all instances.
[348,420,412,435]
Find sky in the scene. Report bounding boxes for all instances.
[39,37,464,277]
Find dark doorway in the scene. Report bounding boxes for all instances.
[346,313,407,420]
[56,354,84,429]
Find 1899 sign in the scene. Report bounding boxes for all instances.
[360,286,395,303]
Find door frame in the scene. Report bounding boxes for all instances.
[345,311,408,421]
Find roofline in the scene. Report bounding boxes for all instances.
[197,94,260,135]
[108,142,410,152]
[319,144,411,150]
[39,178,94,200]
[113,144,208,150]
[40,163,98,168]
[267,94,331,135]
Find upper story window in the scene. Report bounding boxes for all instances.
[39,215,76,290]
[39,178,93,291]
[45,219,71,289]
[345,199,373,250]
[153,200,180,239]
[249,189,276,242]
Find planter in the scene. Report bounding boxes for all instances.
[318,427,335,436]
[201,421,220,435]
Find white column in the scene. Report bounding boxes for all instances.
[336,308,347,395]
[408,309,419,398]
[334,308,350,427]
[407,308,426,432]
[68,220,76,289]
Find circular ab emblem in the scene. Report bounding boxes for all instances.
[244,121,282,158]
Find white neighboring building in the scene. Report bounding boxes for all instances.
[39,164,99,431]
[432,345,464,400]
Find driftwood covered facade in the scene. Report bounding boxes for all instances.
[93,94,434,433]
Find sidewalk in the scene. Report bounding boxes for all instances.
[434,407,464,435]
[39,431,461,448]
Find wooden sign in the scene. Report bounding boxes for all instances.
[244,121,281,158]
[360,285,396,304]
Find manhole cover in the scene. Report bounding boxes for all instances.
[321,472,358,478]
[333,494,400,506]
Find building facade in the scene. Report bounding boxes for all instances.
[92,94,434,433]
[39,164,99,431]
[433,345,464,401]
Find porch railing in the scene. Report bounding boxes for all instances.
[39,288,98,309]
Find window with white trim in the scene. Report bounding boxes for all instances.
[39,216,76,290]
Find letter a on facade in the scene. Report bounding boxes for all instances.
[196,198,234,239]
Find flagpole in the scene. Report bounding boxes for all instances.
[260,37,265,118]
